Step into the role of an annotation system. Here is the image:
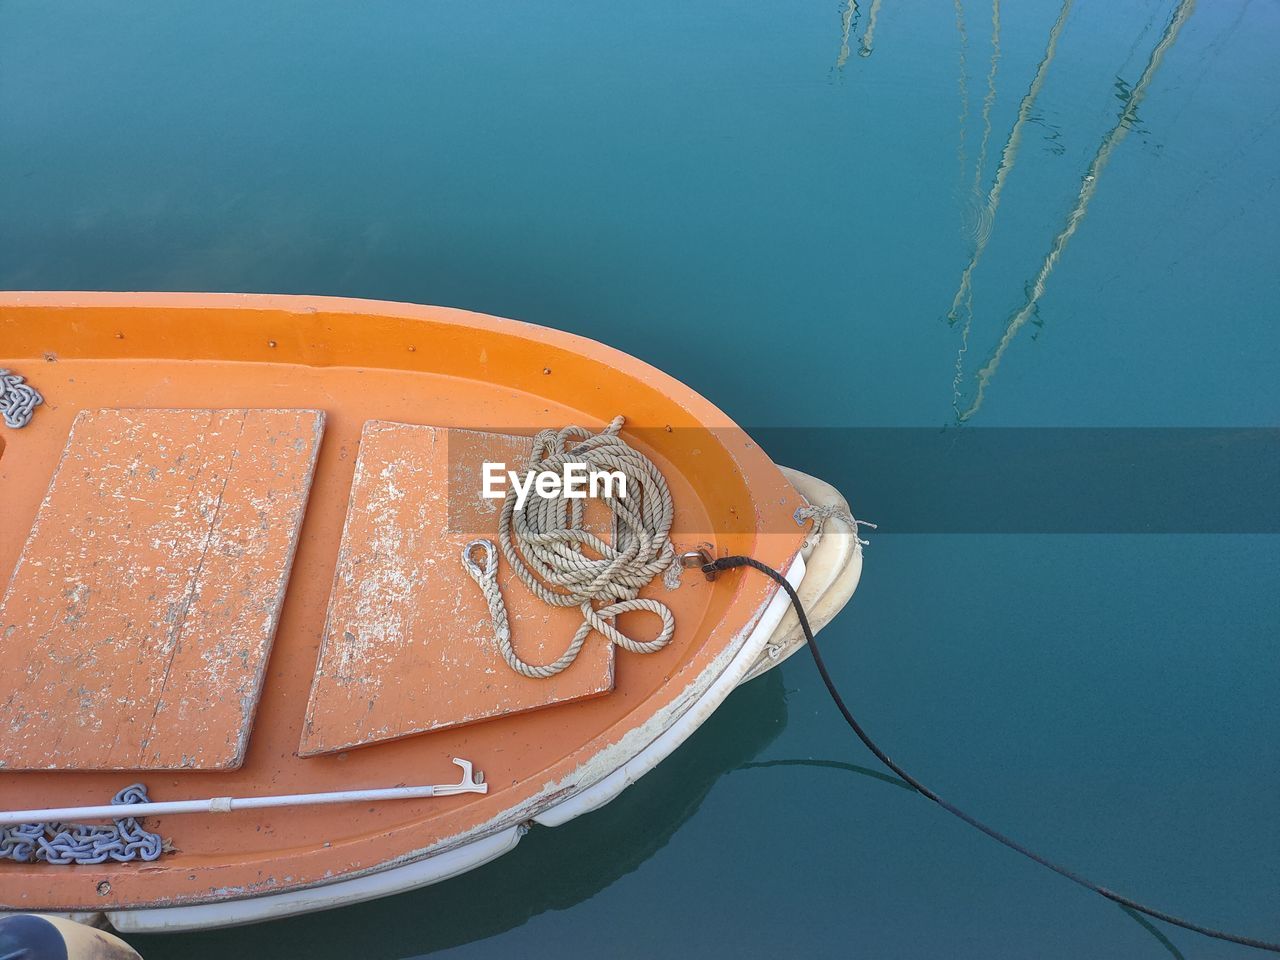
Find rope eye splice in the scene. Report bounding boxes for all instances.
[462,415,683,680]
[0,369,43,430]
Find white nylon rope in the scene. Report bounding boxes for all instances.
[462,416,682,679]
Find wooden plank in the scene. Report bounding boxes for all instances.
[0,408,324,771]
[299,421,614,756]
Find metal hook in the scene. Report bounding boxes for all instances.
[436,757,488,796]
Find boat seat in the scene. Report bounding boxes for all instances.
[0,408,324,771]
[298,421,614,756]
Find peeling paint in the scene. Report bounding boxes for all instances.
[0,408,324,771]
[300,423,613,755]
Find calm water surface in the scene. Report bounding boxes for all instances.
[2,1,1277,957]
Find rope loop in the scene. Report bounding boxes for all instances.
[461,538,497,583]
[463,415,682,679]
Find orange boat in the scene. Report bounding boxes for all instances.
[0,292,862,932]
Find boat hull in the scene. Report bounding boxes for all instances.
[0,293,813,914]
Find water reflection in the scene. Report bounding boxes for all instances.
[953,0,971,182]
[957,0,1195,421]
[835,0,860,70]
[740,755,1193,958]
[859,0,883,58]
[971,1,1003,214]
[738,756,913,792]
[129,671,791,960]
[948,0,1074,415]
[1123,907,1189,960]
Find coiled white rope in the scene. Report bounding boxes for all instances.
[462,416,682,679]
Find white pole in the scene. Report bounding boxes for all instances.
[0,758,487,826]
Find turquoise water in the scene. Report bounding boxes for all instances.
[3,1,1278,956]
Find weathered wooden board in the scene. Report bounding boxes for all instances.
[0,408,324,771]
[299,421,614,756]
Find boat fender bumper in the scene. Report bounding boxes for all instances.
[0,913,142,960]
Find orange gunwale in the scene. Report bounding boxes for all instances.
[0,292,806,911]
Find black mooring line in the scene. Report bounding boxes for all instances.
[707,554,1280,955]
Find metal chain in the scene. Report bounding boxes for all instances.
[0,369,43,429]
[0,784,164,864]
